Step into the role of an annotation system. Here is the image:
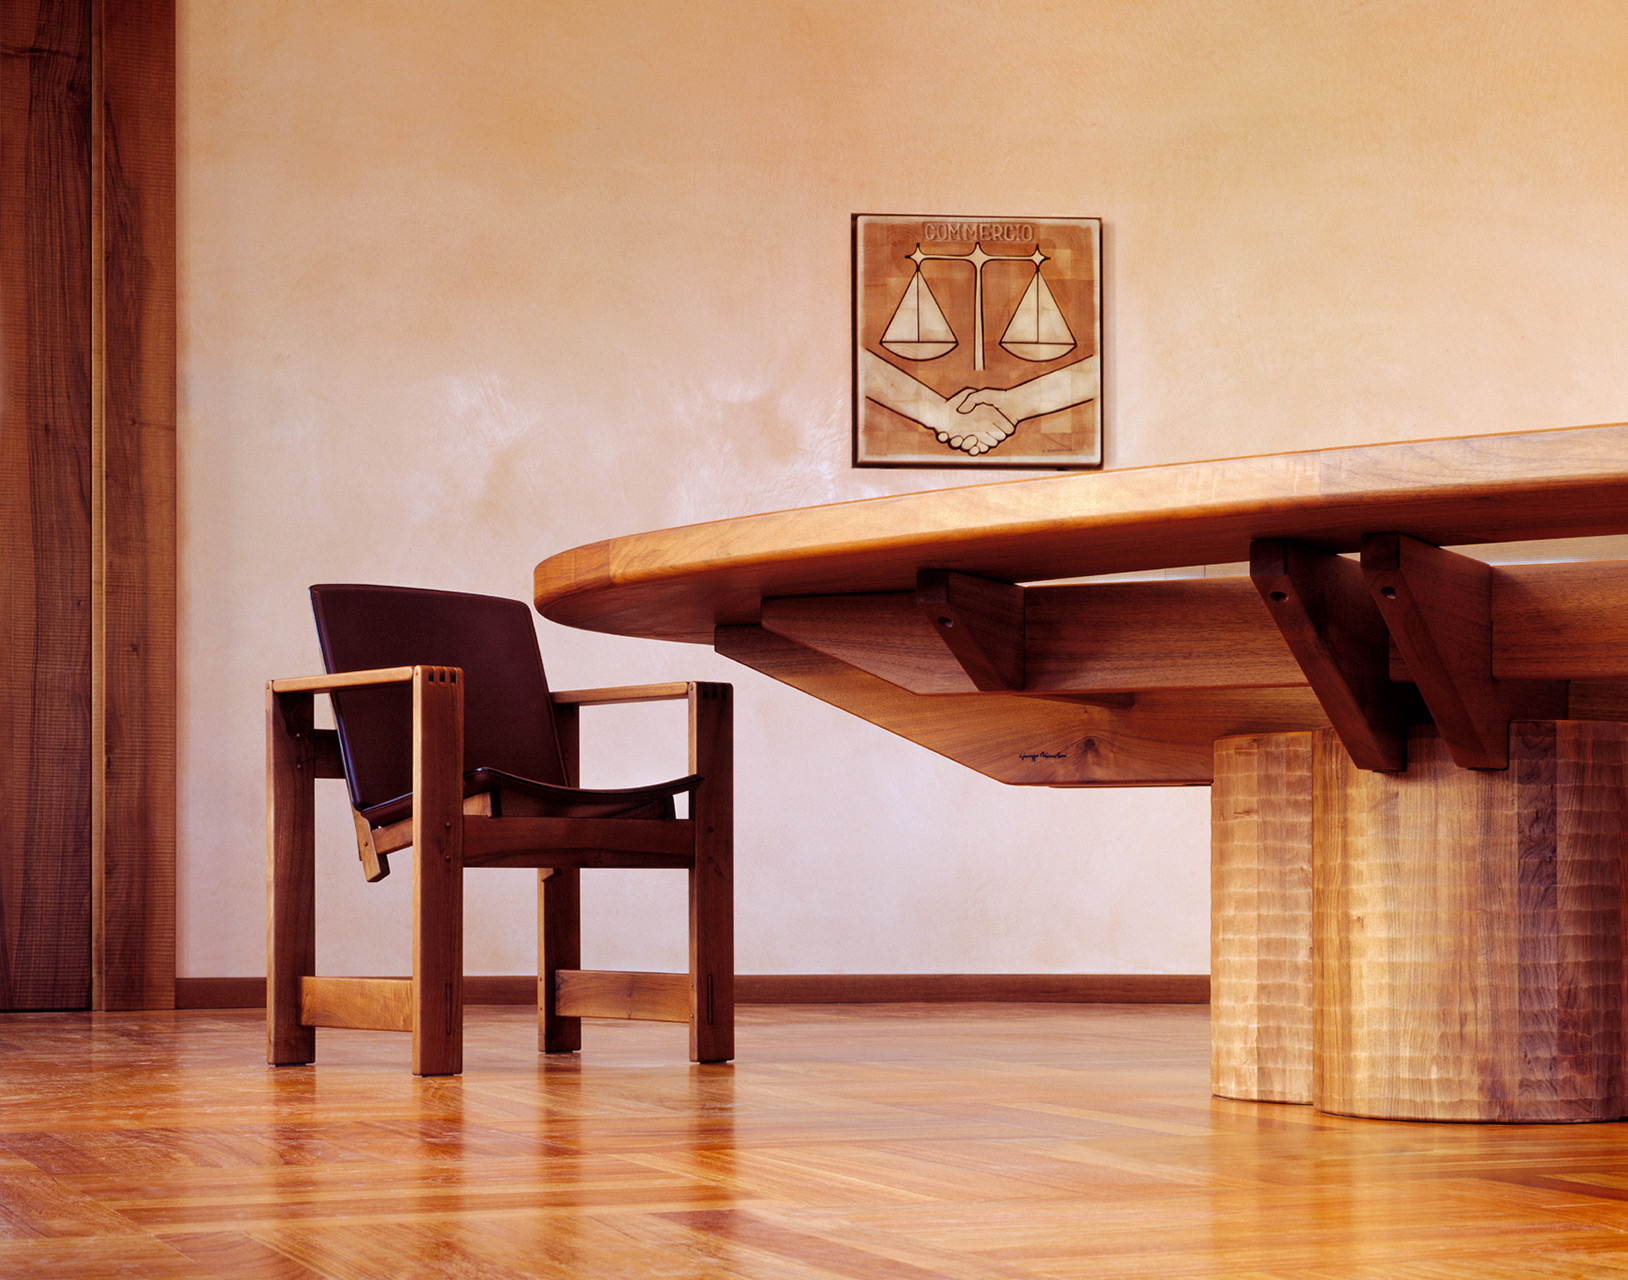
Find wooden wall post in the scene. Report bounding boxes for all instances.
[92,0,177,1011]
[1,0,96,1010]
[0,0,174,1012]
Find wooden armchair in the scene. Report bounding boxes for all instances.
[266,584,733,1075]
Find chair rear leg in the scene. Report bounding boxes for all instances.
[689,682,734,1063]
[267,686,317,1066]
[539,868,583,1053]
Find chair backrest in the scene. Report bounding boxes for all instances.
[309,584,569,819]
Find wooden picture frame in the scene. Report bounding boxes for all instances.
[853,214,1102,470]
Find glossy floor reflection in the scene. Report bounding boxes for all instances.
[0,1004,1625,1277]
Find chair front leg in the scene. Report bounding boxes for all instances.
[688,682,735,1064]
[411,666,466,1076]
[267,685,317,1065]
[538,868,583,1053]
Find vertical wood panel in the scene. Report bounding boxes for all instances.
[0,0,172,1012]
[93,0,175,1010]
[0,0,94,1010]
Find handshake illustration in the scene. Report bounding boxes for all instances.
[862,350,1100,459]
[937,388,1018,456]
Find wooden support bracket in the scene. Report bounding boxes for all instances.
[308,729,345,779]
[1360,534,1567,769]
[916,570,1026,692]
[350,807,389,883]
[1250,539,1414,772]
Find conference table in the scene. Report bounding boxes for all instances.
[534,422,1628,1122]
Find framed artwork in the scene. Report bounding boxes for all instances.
[853,214,1102,469]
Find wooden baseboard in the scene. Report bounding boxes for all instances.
[174,973,1209,1010]
[738,974,1210,1004]
[174,978,267,1009]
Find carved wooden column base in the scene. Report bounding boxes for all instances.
[1211,733,1314,1104]
[1315,722,1628,1122]
[1212,722,1628,1122]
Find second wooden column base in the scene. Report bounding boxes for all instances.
[1213,722,1628,1123]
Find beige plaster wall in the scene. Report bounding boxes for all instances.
[177,1,1628,978]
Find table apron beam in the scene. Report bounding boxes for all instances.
[762,560,1628,698]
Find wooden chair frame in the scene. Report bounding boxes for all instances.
[267,665,733,1075]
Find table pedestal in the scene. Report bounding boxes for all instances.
[1213,722,1628,1122]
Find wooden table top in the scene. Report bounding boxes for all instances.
[534,421,1628,787]
[534,421,1628,643]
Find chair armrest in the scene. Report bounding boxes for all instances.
[268,668,431,783]
[269,665,421,694]
[551,681,695,707]
[550,683,732,797]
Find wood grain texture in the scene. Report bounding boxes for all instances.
[347,804,386,882]
[733,973,1211,1003]
[1210,733,1315,1105]
[621,561,1628,696]
[1023,577,1306,693]
[409,667,463,1076]
[551,681,694,705]
[1567,678,1628,722]
[178,972,1213,1007]
[461,815,695,865]
[1362,535,1566,769]
[765,578,1306,697]
[762,591,971,692]
[1313,722,1628,1122]
[0,0,94,1011]
[718,623,1331,786]
[916,570,1026,691]
[536,422,1628,643]
[1251,540,1412,771]
[5,1005,1628,1277]
[264,687,315,1066]
[540,699,583,1052]
[268,665,417,693]
[296,976,412,1033]
[688,681,734,1063]
[554,969,690,1022]
[538,868,582,1051]
[92,0,175,1012]
[268,670,732,1071]
[1493,561,1628,678]
[305,727,343,778]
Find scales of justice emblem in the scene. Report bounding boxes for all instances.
[882,244,1076,367]
[853,215,1102,469]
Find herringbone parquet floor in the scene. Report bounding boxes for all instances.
[1,1003,1626,1277]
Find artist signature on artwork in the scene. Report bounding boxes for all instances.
[1019,751,1068,762]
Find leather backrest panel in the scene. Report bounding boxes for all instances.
[309,584,568,813]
